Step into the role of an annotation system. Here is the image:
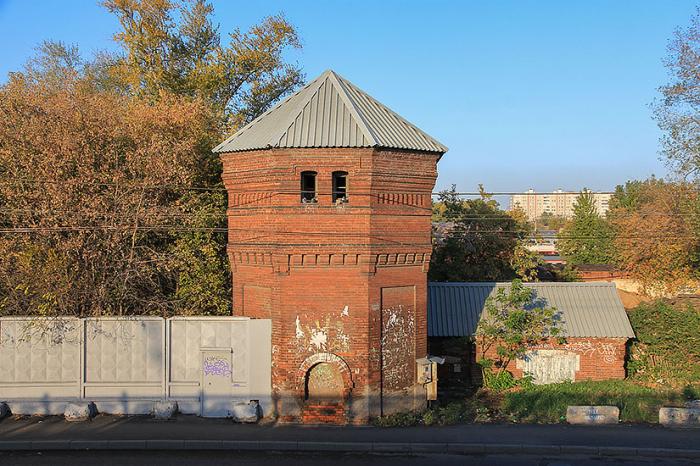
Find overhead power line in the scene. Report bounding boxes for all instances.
[1,178,632,196]
[0,225,695,241]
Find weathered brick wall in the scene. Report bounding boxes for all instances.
[220,147,440,423]
[475,337,628,382]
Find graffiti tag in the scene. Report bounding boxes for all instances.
[203,356,232,377]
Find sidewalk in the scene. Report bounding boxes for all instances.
[0,415,698,459]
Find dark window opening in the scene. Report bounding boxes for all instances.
[301,171,317,203]
[332,171,348,204]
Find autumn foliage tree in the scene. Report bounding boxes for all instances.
[103,0,302,129]
[608,179,700,295]
[0,78,224,316]
[0,0,303,317]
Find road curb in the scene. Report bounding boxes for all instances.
[0,440,698,459]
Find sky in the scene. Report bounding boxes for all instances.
[0,0,697,194]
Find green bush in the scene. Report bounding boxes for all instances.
[627,300,700,386]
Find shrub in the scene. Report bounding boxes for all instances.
[627,300,700,386]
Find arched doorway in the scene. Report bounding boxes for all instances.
[298,353,352,424]
[305,362,344,402]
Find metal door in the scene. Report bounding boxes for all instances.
[200,348,233,417]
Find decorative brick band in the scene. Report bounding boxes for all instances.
[228,250,431,274]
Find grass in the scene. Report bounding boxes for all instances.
[503,380,698,423]
[373,380,699,426]
[372,390,502,427]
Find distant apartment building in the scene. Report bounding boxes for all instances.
[510,189,612,221]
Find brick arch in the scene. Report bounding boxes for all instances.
[296,352,354,396]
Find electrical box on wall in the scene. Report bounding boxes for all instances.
[416,357,432,384]
[416,356,444,401]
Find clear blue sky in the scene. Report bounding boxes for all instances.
[0,0,696,193]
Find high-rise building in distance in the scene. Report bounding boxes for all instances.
[510,189,611,221]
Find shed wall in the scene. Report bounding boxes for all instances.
[475,337,628,383]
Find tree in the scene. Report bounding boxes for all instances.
[430,186,539,282]
[654,8,700,180]
[103,0,303,129]
[0,1,304,317]
[0,80,222,316]
[609,179,700,295]
[557,191,614,265]
[475,280,561,386]
[536,212,567,231]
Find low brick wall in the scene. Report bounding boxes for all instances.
[476,337,628,383]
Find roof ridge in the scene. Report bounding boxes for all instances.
[428,281,616,287]
[326,70,378,146]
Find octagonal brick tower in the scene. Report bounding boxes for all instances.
[214,70,447,424]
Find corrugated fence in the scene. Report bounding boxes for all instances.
[0,316,271,416]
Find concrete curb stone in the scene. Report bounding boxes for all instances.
[223,440,261,450]
[30,440,69,450]
[105,440,147,449]
[447,443,485,454]
[183,440,223,449]
[0,441,33,450]
[559,445,599,455]
[521,444,561,454]
[145,440,186,449]
[483,443,522,454]
[599,446,638,457]
[411,442,448,453]
[0,440,698,459]
[372,442,412,453]
[255,440,297,451]
[70,440,108,450]
[647,448,700,458]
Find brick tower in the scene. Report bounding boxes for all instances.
[214,70,447,423]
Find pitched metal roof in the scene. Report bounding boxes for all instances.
[213,70,448,154]
[428,282,635,339]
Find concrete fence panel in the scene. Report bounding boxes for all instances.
[0,318,81,414]
[0,316,272,417]
[83,318,165,414]
[167,317,271,416]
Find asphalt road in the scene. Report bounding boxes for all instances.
[2,451,699,466]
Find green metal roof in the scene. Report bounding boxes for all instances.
[213,70,448,154]
[428,282,635,339]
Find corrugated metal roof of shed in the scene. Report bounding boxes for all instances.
[427,282,635,339]
[213,70,448,154]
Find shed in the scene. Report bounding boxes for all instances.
[427,282,635,383]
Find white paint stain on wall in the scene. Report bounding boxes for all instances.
[381,304,416,391]
[292,314,351,355]
[341,306,349,317]
[295,316,304,339]
[310,329,328,350]
[517,349,580,384]
[536,340,619,364]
